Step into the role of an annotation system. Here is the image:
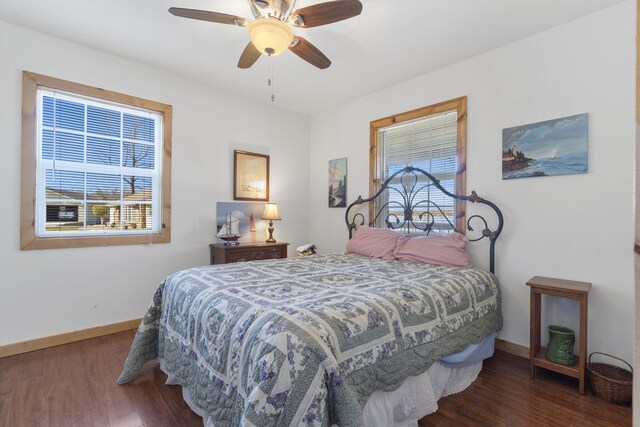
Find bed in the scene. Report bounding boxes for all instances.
[118,166,504,427]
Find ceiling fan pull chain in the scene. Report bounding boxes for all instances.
[268,61,275,102]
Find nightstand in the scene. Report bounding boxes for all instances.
[527,276,591,394]
[209,242,289,265]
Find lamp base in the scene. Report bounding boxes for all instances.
[265,220,276,243]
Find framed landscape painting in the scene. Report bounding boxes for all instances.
[502,113,588,180]
[328,158,347,208]
[234,150,269,201]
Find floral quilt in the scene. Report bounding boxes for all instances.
[118,253,502,426]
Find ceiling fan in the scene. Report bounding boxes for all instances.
[169,0,363,69]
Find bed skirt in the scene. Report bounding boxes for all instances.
[362,360,482,427]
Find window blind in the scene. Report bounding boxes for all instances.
[36,88,162,237]
[376,110,458,233]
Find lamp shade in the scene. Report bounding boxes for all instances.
[248,18,293,56]
[261,203,281,221]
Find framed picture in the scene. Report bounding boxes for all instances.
[234,150,269,201]
[328,157,347,208]
[502,113,588,180]
[216,202,268,243]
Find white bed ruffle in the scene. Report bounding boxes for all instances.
[362,360,482,427]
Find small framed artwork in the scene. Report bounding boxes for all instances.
[328,157,347,208]
[216,202,267,243]
[234,150,269,201]
[502,113,588,180]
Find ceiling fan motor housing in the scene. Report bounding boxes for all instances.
[250,0,297,21]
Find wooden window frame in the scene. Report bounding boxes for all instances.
[20,71,172,250]
[369,96,467,232]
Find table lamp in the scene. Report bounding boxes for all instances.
[261,202,281,243]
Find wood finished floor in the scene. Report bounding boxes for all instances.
[0,329,631,427]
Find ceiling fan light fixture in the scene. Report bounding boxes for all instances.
[248,18,294,56]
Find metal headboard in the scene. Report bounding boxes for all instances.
[345,166,504,273]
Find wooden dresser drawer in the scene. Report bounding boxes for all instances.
[209,242,289,265]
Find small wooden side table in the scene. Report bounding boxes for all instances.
[527,276,591,394]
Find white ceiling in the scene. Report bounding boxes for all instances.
[0,0,627,115]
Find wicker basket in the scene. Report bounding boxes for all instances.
[587,352,633,405]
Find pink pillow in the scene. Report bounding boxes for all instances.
[393,232,470,267]
[346,226,408,260]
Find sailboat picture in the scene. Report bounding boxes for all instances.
[217,213,241,245]
[216,202,268,244]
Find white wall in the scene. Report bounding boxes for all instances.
[308,2,635,363]
[0,20,310,346]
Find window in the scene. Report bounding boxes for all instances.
[21,71,172,249]
[370,97,467,233]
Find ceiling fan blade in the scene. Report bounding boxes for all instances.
[289,37,331,69]
[238,42,262,69]
[169,7,247,26]
[289,0,362,28]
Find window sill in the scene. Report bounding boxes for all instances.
[20,228,170,250]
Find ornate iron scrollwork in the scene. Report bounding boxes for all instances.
[345,166,504,273]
